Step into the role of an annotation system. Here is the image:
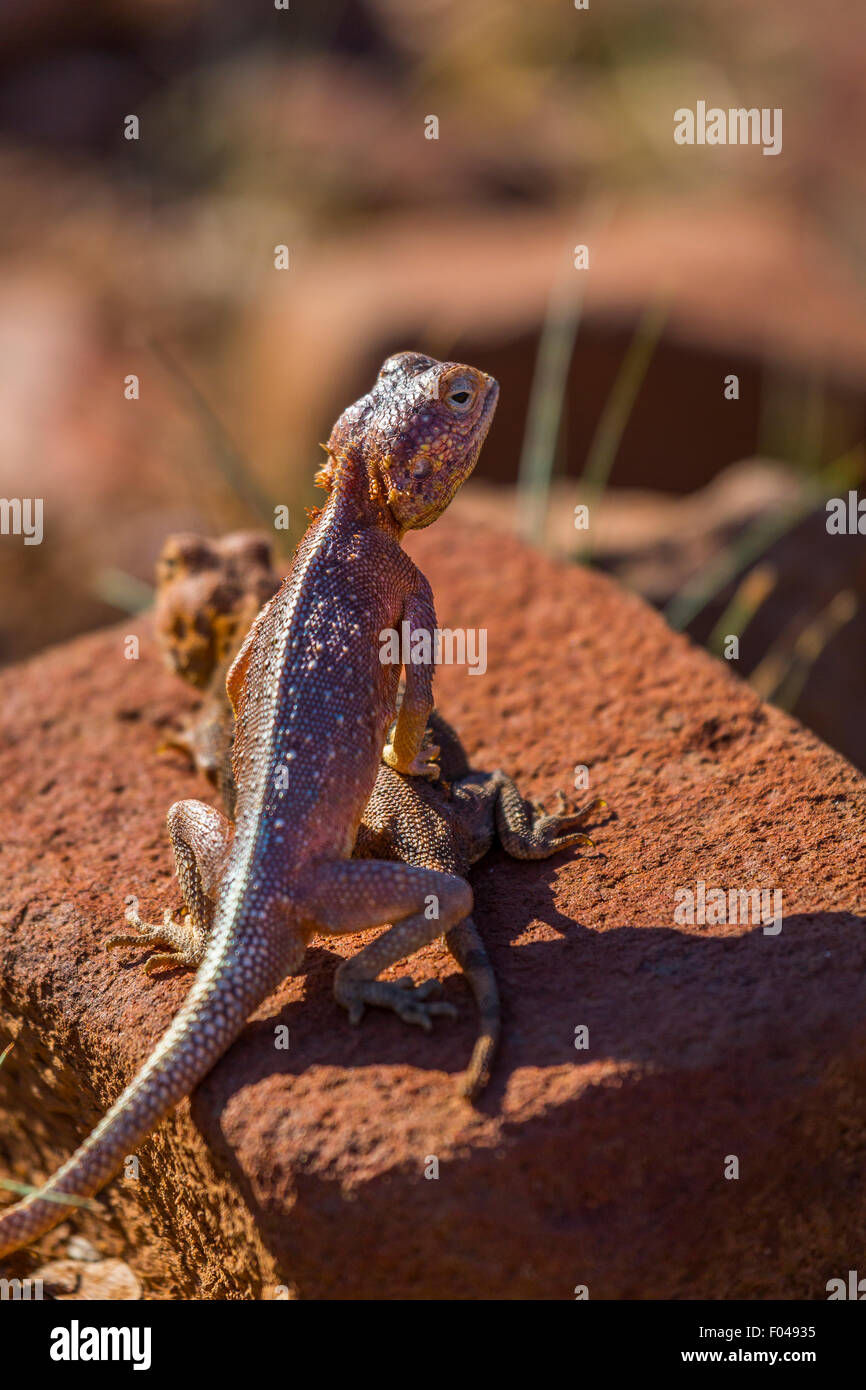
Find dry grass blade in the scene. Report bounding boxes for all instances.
[147,336,280,537]
[575,298,668,563]
[89,567,154,615]
[751,590,859,711]
[0,1177,101,1211]
[517,279,583,546]
[706,563,778,657]
[665,446,864,631]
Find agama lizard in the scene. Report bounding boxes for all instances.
[0,350,498,1257]
[136,530,603,1098]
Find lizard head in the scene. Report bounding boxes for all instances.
[322,351,499,530]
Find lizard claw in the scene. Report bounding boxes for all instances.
[104,908,204,971]
[143,952,187,974]
[382,742,441,780]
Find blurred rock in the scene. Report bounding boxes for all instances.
[34,1256,141,1300]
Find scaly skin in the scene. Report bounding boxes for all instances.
[0,351,498,1258]
[125,535,603,1099]
[355,706,604,1097]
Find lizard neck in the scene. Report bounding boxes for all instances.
[324,445,404,542]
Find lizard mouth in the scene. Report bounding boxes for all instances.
[477,374,499,432]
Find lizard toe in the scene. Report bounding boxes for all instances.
[412,979,444,1000]
[143,952,185,974]
[336,978,457,1031]
[394,999,459,1031]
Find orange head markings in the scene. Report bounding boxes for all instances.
[319,351,499,530]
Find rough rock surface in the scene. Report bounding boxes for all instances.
[1,517,865,1300]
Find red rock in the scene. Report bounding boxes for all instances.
[1,518,864,1298]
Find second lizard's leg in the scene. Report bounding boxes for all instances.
[491,773,605,859]
[300,859,472,1030]
[105,799,234,971]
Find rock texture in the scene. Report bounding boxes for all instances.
[1,516,865,1299]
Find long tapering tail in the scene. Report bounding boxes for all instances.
[446,915,501,1101]
[0,922,290,1259]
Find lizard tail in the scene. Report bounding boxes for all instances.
[0,922,291,1260]
[446,916,501,1102]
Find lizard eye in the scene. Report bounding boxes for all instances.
[445,377,476,411]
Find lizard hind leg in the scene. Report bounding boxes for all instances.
[300,859,472,1032]
[105,798,234,972]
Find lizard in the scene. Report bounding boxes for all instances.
[130,530,604,1098]
[0,349,498,1258]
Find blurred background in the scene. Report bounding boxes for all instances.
[0,0,864,767]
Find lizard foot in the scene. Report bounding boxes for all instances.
[495,777,608,860]
[104,908,205,972]
[382,741,441,781]
[335,974,458,1031]
[535,794,607,849]
[156,729,194,762]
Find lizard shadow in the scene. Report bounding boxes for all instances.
[191,905,866,1297]
[191,782,866,1104]
[194,827,615,1097]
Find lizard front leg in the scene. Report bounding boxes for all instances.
[105,799,233,971]
[382,577,439,779]
[490,772,604,860]
[299,859,472,1030]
